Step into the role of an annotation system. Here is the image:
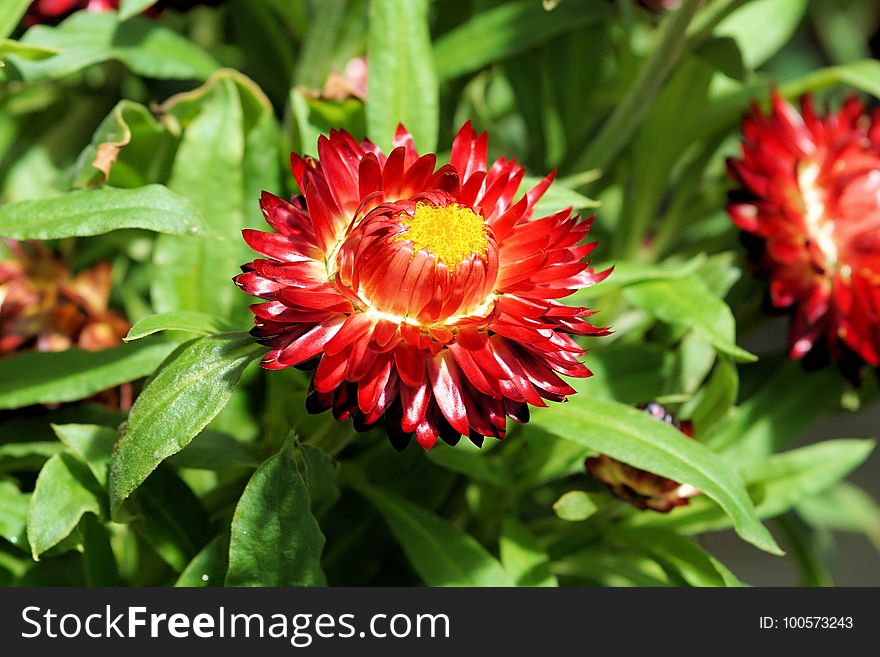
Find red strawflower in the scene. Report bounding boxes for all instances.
[235,123,609,450]
[727,92,880,371]
[586,402,699,512]
[25,0,117,25]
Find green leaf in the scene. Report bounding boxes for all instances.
[574,343,675,404]
[632,440,875,535]
[8,12,218,81]
[226,439,326,586]
[167,430,260,472]
[0,0,30,39]
[118,0,158,21]
[682,359,739,438]
[796,482,880,550]
[124,311,236,342]
[176,536,228,587]
[358,484,515,586]
[134,467,209,571]
[79,513,118,586]
[52,424,116,487]
[695,36,746,81]
[289,87,365,158]
[294,444,340,517]
[714,0,808,69]
[293,0,350,90]
[0,184,206,239]
[624,275,757,362]
[0,442,63,474]
[366,0,437,152]
[0,481,29,552]
[425,443,512,489]
[708,360,845,464]
[523,175,599,217]
[152,72,275,322]
[605,526,744,587]
[0,340,175,410]
[0,39,59,61]
[499,517,557,587]
[28,454,105,559]
[73,100,176,189]
[532,396,782,554]
[553,491,598,522]
[433,0,610,82]
[109,333,264,514]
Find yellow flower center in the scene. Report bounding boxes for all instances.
[398,202,488,266]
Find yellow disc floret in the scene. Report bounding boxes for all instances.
[398,202,488,266]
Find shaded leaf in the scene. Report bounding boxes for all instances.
[358,484,514,586]
[499,517,557,587]
[28,453,105,558]
[176,536,228,587]
[52,423,116,487]
[226,439,326,586]
[553,491,597,522]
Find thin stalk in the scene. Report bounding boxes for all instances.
[573,0,704,176]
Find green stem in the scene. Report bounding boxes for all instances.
[573,0,704,176]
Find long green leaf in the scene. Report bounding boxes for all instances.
[8,12,217,81]
[433,0,610,81]
[632,440,875,535]
[108,333,264,514]
[0,184,206,239]
[366,0,437,152]
[152,72,275,322]
[358,484,515,586]
[624,275,757,362]
[532,396,782,554]
[52,424,116,487]
[226,439,326,586]
[0,340,174,410]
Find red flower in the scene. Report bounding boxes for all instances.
[235,123,609,450]
[728,92,880,371]
[586,403,699,512]
[25,0,117,25]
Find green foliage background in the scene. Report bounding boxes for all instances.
[0,0,879,586]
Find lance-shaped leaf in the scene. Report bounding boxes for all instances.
[531,396,782,554]
[0,185,206,239]
[367,0,437,152]
[125,311,236,342]
[7,12,218,81]
[108,333,264,514]
[624,275,757,362]
[358,484,515,586]
[0,340,175,410]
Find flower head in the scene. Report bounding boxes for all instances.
[235,123,609,450]
[727,92,880,373]
[0,240,129,355]
[586,402,698,512]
